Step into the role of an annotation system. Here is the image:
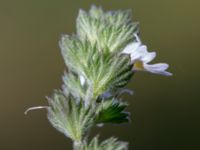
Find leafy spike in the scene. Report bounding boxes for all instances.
[76,6,139,53]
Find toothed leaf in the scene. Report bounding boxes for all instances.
[76,6,139,53]
[83,135,128,150]
[47,91,95,141]
[60,36,133,98]
[95,99,129,124]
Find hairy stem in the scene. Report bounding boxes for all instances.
[73,141,83,150]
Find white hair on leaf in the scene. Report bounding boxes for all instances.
[24,106,49,115]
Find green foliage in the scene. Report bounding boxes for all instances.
[47,90,95,141]
[25,4,172,149]
[76,5,139,53]
[82,136,128,150]
[50,5,137,148]
[96,99,129,124]
[27,5,140,150]
[60,6,137,101]
[60,36,133,98]
[62,71,89,101]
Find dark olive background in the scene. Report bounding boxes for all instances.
[0,0,199,150]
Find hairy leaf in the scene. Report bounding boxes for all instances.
[47,90,95,141]
[95,99,129,124]
[60,36,133,99]
[76,5,139,53]
[83,135,128,150]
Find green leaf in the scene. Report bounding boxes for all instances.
[60,36,133,99]
[76,5,139,53]
[62,71,86,100]
[83,135,128,150]
[95,99,130,124]
[47,90,95,141]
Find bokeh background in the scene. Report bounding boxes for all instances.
[0,0,200,149]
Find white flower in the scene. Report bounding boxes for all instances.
[121,34,172,76]
[79,75,86,86]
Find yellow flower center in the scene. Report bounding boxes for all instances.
[134,60,144,70]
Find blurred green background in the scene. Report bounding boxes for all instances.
[0,0,199,149]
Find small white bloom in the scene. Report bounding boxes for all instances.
[122,34,172,76]
[79,75,86,86]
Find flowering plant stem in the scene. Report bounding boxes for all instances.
[26,5,171,150]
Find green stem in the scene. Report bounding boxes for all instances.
[73,141,83,150]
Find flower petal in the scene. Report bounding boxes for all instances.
[121,42,141,54]
[130,51,143,63]
[141,51,156,63]
[122,34,172,76]
[143,63,172,76]
[79,75,86,86]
